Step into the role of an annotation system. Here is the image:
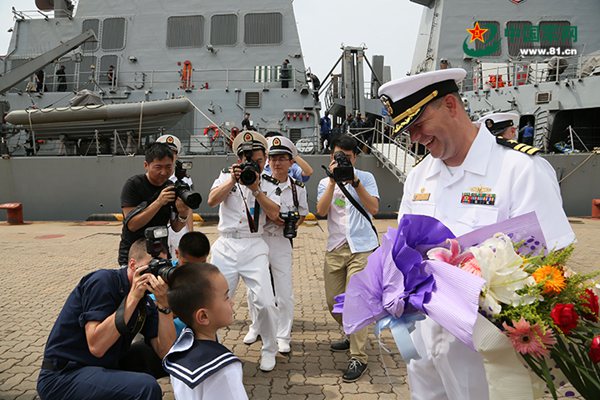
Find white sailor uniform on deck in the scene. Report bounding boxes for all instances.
[163,328,248,400]
[210,170,279,358]
[246,173,308,346]
[398,123,575,400]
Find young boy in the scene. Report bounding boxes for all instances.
[176,231,211,264]
[164,263,248,399]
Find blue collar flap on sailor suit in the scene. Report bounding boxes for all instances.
[163,328,240,389]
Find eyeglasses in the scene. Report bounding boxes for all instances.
[269,156,292,163]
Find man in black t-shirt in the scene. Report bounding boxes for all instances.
[117,143,191,265]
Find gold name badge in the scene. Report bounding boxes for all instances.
[413,188,431,201]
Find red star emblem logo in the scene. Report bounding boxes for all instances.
[467,22,488,43]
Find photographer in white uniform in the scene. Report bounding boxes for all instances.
[243,136,309,354]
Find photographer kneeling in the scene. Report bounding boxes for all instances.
[37,239,176,400]
[118,143,195,265]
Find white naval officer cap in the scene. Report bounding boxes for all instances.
[378,68,467,135]
[477,112,520,136]
[156,134,181,155]
[267,136,298,158]
[232,130,268,156]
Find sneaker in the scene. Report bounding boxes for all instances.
[259,352,276,372]
[342,358,368,382]
[330,338,350,352]
[243,329,259,345]
[277,339,291,354]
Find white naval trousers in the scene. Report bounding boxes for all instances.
[211,236,277,356]
[247,235,294,343]
[407,317,489,400]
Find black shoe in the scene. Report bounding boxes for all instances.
[342,358,368,382]
[330,339,350,352]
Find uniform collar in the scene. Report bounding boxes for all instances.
[425,123,493,180]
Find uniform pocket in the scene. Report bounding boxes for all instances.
[410,202,436,217]
[456,206,499,230]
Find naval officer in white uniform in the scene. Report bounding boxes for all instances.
[243,136,309,353]
[378,68,575,400]
[207,130,281,372]
[477,111,520,140]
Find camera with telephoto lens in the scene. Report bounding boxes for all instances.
[143,226,176,283]
[172,160,202,209]
[280,210,300,239]
[238,142,260,186]
[332,151,354,182]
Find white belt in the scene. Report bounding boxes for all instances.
[220,231,263,239]
[263,232,282,237]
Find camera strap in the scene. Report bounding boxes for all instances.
[115,296,147,337]
[238,183,260,233]
[322,166,379,244]
[288,177,299,247]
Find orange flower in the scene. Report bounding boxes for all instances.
[532,265,566,295]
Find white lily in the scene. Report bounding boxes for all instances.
[469,233,536,316]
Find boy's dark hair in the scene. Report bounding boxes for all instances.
[168,263,221,328]
[330,135,358,154]
[145,143,174,163]
[179,231,210,259]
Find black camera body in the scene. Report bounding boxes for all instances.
[332,151,355,182]
[280,210,300,239]
[143,227,176,283]
[238,142,260,186]
[172,160,202,209]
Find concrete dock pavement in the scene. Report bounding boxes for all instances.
[0,218,597,399]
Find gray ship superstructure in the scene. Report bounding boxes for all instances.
[0,0,320,155]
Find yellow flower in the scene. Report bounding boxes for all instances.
[532,265,566,295]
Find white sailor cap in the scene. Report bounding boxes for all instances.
[267,136,297,158]
[156,134,181,155]
[378,68,467,135]
[232,130,268,156]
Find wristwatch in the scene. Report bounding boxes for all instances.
[252,189,261,197]
[351,178,361,188]
[157,306,172,315]
[177,214,188,223]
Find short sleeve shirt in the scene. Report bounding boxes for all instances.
[42,268,159,369]
[398,124,575,249]
[118,174,172,264]
[263,176,309,236]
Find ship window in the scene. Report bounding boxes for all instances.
[82,19,99,52]
[245,92,261,108]
[211,14,237,46]
[102,18,126,51]
[539,21,573,50]
[289,129,301,144]
[506,21,532,57]
[167,16,204,48]
[474,21,501,57]
[254,65,279,82]
[244,13,282,45]
[100,55,118,86]
[78,56,97,90]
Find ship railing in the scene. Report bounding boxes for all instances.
[347,120,426,183]
[465,53,588,92]
[10,8,52,21]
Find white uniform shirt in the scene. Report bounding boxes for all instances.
[171,363,247,400]
[211,171,277,235]
[399,123,575,249]
[263,176,309,236]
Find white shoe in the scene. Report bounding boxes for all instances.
[277,339,291,354]
[259,352,276,372]
[243,329,259,345]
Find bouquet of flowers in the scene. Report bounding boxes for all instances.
[335,212,599,400]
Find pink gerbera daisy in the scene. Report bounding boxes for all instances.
[502,317,556,358]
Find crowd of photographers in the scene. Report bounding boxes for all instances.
[37,129,378,399]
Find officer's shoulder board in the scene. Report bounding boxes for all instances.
[163,339,240,389]
[222,167,230,173]
[292,178,305,188]
[261,174,279,185]
[496,137,541,156]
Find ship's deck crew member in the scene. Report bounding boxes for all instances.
[316,135,380,382]
[379,68,575,400]
[164,263,248,400]
[280,59,291,88]
[477,112,520,140]
[244,136,309,354]
[155,134,194,257]
[207,131,281,372]
[118,143,190,265]
[37,239,176,400]
[520,120,535,146]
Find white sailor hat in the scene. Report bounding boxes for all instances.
[232,130,268,155]
[477,112,519,127]
[267,136,297,158]
[378,68,467,134]
[156,134,181,154]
